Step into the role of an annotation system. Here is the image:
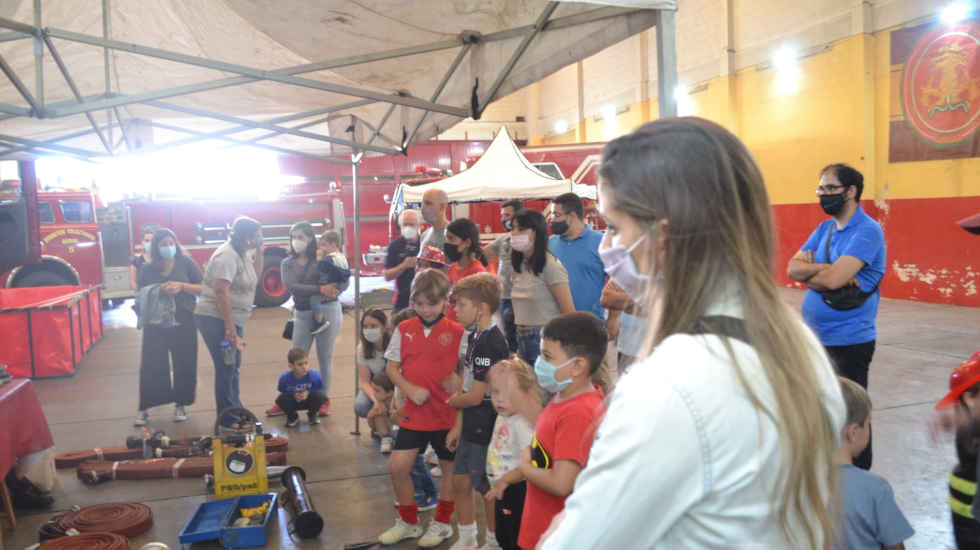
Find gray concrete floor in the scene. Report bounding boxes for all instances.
[1,289,977,549]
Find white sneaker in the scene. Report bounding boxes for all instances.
[418,521,453,548]
[174,405,188,422]
[380,436,394,454]
[480,538,503,550]
[429,465,442,477]
[449,536,479,550]
[134,410,148,426]
[378,518,422,545]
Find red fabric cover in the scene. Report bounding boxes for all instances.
[0,286,102,378]
[0,379,55,476]
[396,316,464,431]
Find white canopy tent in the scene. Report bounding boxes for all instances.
[400,126,572,204]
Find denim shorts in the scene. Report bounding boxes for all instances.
[453,440,490,494]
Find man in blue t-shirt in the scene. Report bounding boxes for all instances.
[275,348,326,427]
[548,193,605,320]
[787,163,886,470]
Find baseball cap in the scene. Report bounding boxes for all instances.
[936,351,980,410]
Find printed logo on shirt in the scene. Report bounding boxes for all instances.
[475,356,492,367]
[530,434,551,470]
[405,332,415,342]
[439,332,452,347]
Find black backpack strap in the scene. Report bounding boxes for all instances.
[685,315,750,345]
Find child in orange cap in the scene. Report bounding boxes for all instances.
[936,351,980,548]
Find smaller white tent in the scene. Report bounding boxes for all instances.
[399,127,572,204]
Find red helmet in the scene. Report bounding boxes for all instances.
[419,245,446,266]
[936,351,980,410]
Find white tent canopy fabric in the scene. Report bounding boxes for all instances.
[400,126,572,204]
[0,1,676,159]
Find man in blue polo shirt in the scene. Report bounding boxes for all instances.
[548,192,605,319]
[787,163,886,470]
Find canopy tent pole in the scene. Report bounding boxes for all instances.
[351,150,363,436]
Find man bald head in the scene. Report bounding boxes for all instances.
[421,188,449,228]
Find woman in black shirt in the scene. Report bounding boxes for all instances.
[135,228,203,426]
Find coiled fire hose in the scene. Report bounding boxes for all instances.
[38,531,130,550]
[38,503,153,541]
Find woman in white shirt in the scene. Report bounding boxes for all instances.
[540,118,845,550]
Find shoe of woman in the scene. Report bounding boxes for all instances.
[134,410,148,426]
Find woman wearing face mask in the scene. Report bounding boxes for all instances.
[509,209,574,365]
[443,217,488,321]
[353,307,395,451]
[134,228,202,426]
[538,119,846,550]
[195,216,263,429]
[130,226,156,292]
[271,221,346,418]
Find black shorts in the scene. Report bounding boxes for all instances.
[393,428,456,461]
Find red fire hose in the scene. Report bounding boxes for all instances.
[39,532,129,550]
[39,503,153,540]
[77,452,287,484]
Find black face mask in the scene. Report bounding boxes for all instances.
[419,313,445,328]
[820,193,846,216]
[502,218,513,231]
[442,242,462,263]
[550,221,569,236]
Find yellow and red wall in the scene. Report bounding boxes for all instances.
[536,27,980,308]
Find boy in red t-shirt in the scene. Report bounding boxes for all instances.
[379,268,465,547]
[518,312,606,550]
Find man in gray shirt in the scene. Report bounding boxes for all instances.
[419,188,449,254]
[484,199,522,352]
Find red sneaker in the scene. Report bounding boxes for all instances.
[318,399,331,417]
[265,404,284,417]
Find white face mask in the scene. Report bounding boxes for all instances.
[599,233,655,300]
[291,238,308,254]
[401,225,419,240]
[511,233,532,252]
[363,327,384,343]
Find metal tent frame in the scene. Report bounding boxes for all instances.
[0,0,677,433]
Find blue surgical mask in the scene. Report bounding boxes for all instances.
[599,233,651,300]
[534,356,575,394]
[159,245,177,260]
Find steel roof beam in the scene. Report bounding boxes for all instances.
[0,52,40,115]
[143,100,401,156]
[0,132,110,158]
[405,41,474,148]
[43,35,113,153]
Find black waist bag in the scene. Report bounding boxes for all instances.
[820,223,878,311]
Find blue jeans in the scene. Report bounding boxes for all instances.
[517,326,542,366]
[291,303,342,395]
[411,454,437,499]
[196,314,243,426]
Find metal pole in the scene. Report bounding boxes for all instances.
[33,0,42,109]
[404,42,473,148]
[103,0,112,148]
[655,9,678,118]
[351,151,362,436]
[0,53,40,115]
[42,35,113,153]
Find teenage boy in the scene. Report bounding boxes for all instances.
[275,348,327,427]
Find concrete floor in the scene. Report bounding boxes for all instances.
[1,289,978,549]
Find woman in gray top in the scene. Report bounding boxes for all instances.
[279,221,348,417]
[194,216,262,429]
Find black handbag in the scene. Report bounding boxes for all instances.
[819,222,878,311]
[282,317,294,340]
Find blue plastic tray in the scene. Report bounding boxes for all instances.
[179,497,237,544]
[220,493,278,549]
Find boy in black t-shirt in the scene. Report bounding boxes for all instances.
[447,273,510,550]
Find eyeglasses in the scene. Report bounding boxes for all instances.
[815,184,845,194]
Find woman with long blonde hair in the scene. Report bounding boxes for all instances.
[539,118,845,550]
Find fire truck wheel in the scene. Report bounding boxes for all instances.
[254,253,289,307]
[14,269,73,287]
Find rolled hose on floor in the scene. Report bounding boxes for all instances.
[38,532,130,550]
[38,503,153,540]
[77,452,287,484]
[56,437,289,469]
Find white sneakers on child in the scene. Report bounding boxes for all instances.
[480,537,503,550]
[449,536,479,550]
[134,410,148,426]
[378,518,423,545]
[174,405,188,422]
[380,436,394,454]
[418,521,453,548]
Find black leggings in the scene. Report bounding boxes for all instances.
[495,480,527,550]
[826,340,875,470]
